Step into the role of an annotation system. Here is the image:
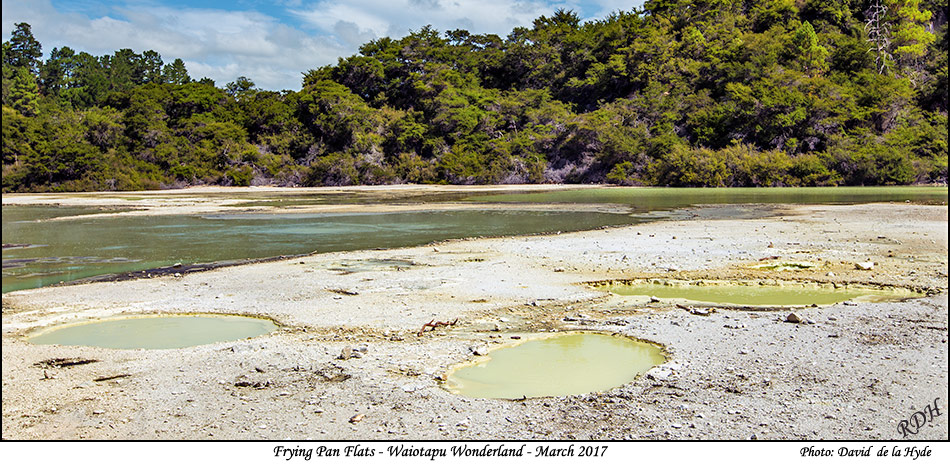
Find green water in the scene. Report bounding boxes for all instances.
[4,186,945,293]
[445,333,666,399]
[27,315,277,349]
[2,208,636,293]
[601,281,921,306]
[471,186,948,209]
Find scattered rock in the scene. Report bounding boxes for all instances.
[471,345,489,356]
[785,313,804,324]
[338,346,363,360]
[234,376,272,389]
[855,261,875,270]
[349,414,365,423]
[646,367,673,380]
[314,364,350,382]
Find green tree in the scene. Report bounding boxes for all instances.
[790,21,830,75]
[4,22,42,75]
[39,46,78,96]
[887,0,935,69]
[10,67,40,116]
[162,58,191,84]
[141,50,164,83]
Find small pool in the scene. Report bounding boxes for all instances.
[599,280,921,307]
[445,333,665,399]
[28,314,277,349]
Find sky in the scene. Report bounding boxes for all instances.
[2,0,646,91]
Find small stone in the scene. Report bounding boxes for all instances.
[650,296,661,303]
[92,410,105,415]
[349,414,365,423]
[827,316,837,321]
[826,272,835,277]
[646,367,672,380]
[785,313,804,323]
[671,423,682,429]
[855,261,874,270]
[471,345,489,356]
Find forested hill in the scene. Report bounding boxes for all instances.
[2,0,947,192]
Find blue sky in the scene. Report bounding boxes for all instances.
[2,0,645,91]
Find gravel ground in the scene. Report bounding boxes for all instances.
[2,202,947,440]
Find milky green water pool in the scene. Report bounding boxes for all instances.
[28,315,277,349]
[445,333,665,399]
[600,280,921,306]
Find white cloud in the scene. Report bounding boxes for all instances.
[585,0,645,19]
[2,0,346,90]
[1,0,646,90]
[289,0,582,47]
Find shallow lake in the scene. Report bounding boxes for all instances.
[3,186,945,293]
[445,333,666,399]
[2,208,637,292]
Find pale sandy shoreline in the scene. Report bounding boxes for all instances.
[2,200,947,440]
[2,184,623,219]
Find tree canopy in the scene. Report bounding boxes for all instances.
[2,0,946,192]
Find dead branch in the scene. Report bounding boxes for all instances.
[417,318,459,336]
